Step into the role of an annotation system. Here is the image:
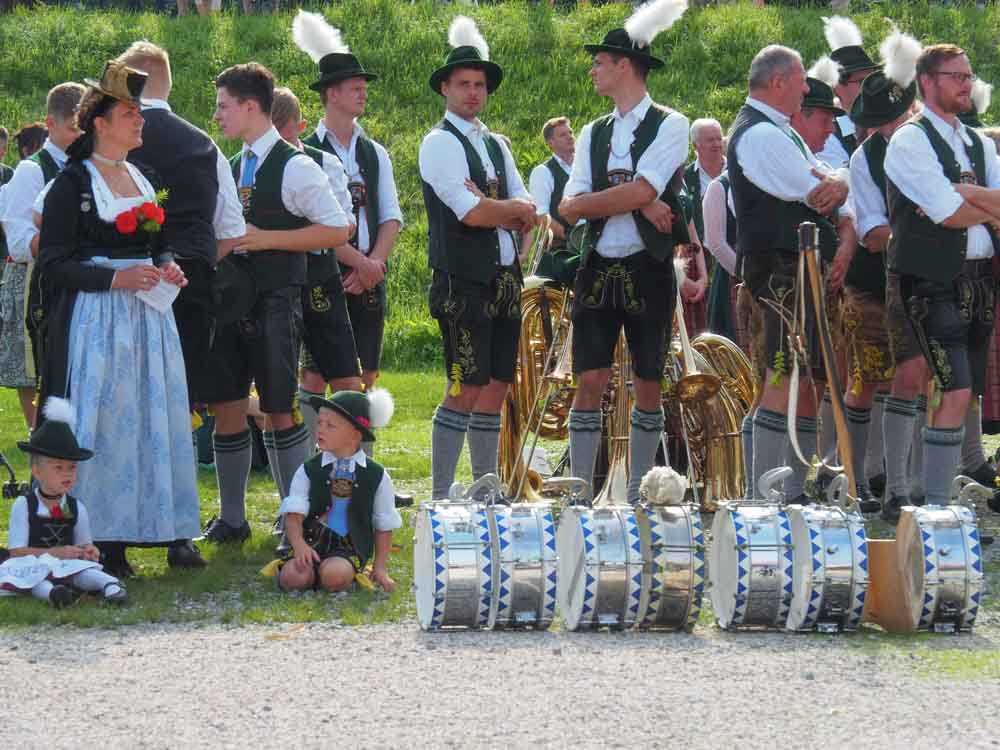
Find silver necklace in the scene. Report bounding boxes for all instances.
[91,151,127,169]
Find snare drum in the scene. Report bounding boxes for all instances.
[635,505,706,631]
[488,504,557,629]
[896,505,984,633]
[710,504,794,629]
[785,504,868,632]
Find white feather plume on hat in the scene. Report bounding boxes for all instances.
[292,9,349,63]
[448,15,489,60]
[43,396,76,431]
[367,388,394,430]
[972,78,993,115]
[808,56,841,89]
[823,15,863,52]
[624,0,689,47]
[879,25,921,89]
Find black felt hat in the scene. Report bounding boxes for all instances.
[212,255,258,327]
[803,77,845,113]
[584,27,665,70]
[430,45,503,95]
[309,389,394,444]
[850,70,916,129]
[830,45,879,79]
[19,397,93,462]
[84,60,147,103]
[310,52,377,92]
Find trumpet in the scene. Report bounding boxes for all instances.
[673,257,722,403]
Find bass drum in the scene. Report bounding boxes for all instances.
[710,504,794,629]
[635,505,706,632]
[896,504,984,632]
[785,504,868,632]
[488,503,558,629]
[414,502,493,631]
[557,506,644,631]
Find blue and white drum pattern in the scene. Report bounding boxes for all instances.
[487,504,558,629]
[897,505,984,633]
[785,505,868,632]
[635,505,705,631]
[709,504,794,630]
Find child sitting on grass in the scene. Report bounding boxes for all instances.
[277,389,400,593]
[0,398,127,607]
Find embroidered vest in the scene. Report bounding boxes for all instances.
[887,115,1000,283]
[422,118,509,284]
[846,133,889,298]
[229,140,310,291]
[26,494,78,548]
[303,454,384,565]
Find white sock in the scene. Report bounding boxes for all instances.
[71,567,122,597]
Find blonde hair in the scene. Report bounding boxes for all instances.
[542,116,570,143]
[117,40,170,76]
[271,86,303,130]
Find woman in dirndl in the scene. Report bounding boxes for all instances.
[35,61,203,577]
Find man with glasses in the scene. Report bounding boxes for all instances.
[885,44,1000,512]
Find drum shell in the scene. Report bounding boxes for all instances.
[488,504,557,630]
[635,505,705,631]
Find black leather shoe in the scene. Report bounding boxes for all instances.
[394,493,414,508]
[856,483,881,514]
[49,584,77,609]
[967,462,998,488]
[881,494,907,523]
[197,516,251,544]
[867,472,886,498]
[167,540,207,569]
[98,544,135,579]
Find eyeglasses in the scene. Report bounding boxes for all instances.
[932,71,978,84]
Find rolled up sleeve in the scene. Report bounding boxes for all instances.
[282,154,350,228]
[1,160,45,263]
[737,124,822,203]
[634,112,689,196]
[374,143,404,227]
[372,472,402,531]
[529,164,555,217]
[563,123,594,200]
[278,465,311,516]
[884,126,963,224]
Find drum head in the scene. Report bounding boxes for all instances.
[786,508,818,631]
[709,508,738,628]
[413,509,438,631]
[895,509,926,631]
[556,509,587,631]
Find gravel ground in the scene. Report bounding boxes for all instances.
[1,621,999,748]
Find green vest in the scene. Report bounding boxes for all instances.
[304,128,382,254]
[303,453,385,566]
[587,103,689,263]
[31,148,61,183]
[887,116,999,283]
[545,156,572,237]
[846,133,888,297]
[683,161,705,241]
[421,118,510,284]
[229,139,311,291]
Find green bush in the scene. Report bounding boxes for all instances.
[2,1,998,369]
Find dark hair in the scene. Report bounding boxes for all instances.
[216,62,275,115]
[608,51,650,82]
[66,88,118,162]
[916,44,966,98]
[14,121,47,159]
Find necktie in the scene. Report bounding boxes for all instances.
[241,150,257,189]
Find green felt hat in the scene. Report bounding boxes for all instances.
[311,52,377,92]
[430,45,503,95]
[803,77,844,113]
[309,389,394,443]
[584,27,665,70]
[19,397,93,462]
[830,45,880,81]
[849,70,916,129]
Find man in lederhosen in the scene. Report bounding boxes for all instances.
[199,63,352,544]
[727,45,851,500]
[558,1,691,503]
[885,44,1000,513]
[294,11,404,443]
[420,16,538,500]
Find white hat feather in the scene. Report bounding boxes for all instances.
[367,388,394,430]
[42,396,76,431]
[448,15,489,60]
[640,466,688,506]
[673,256,689,285]
[292,9,349,63]
[624,0,689,47]
[823,15,863,52]
[879,25,922,89]
[808,55,841,89]
[972,78,993,116]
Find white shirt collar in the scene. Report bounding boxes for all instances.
[42,138,68,167]
[444,109,488,138]
[553,154,572,173]
[319,449,368,469]
[922,105,973,147]
[33,488,67,514]
[316,118,363,151]
[613,93,653,124]
[746,96,791,128]
[140,98,171,112]
[244,125,282,161]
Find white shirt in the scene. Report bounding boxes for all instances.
[313,120,404,253]
[278,450,402,532]
[817,115,855,169]
[239,126,349,228]
[418,110,532,265]
[140,99,246,241]
[734,97,842,205]
[7,491,93,549]
[528,154,575,218]
[702,173,737,275]
[564,94,689,258]
[849,140,889,241]
[885,106,1000,260]
[690,158,722,197]
[1,139,68,262]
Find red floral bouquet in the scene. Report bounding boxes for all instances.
[114,189,168,235]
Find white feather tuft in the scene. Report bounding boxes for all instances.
[673,256,689,285]
[43,397,76,431]
[879,25,921,89]
[292,10,348,63]
[823,15,863,52]
[808,56,841,89]
[624,0,688,47]
[366,388,394,430]
[448,15,489,60]
[972,78,993,115]
[640,466,688,506]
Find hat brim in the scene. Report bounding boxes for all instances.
[82,79,142,104]
[803,101,845,115]
[849,88,916,129]
[583,44,665,69]
[17,441,94,462]
[308,396,376,443]
[429,60,504,95]
[310,70,379,92]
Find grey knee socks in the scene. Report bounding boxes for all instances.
[467,412,502,480]
[961,398,986,473]
[213,429,252,527]
[865,392,886,480]
[569,409,602,498]
[627,407,665,504]
[923,425,964,505]
[432,406,469,500]
[784,415,817,501]
[742,411,755,499]
[297,387,323,456]
[752,407,787,499]
[846,406,871,492]
[883,396,917,500]
[272,424,311,499]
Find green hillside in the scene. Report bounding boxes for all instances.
[2,1,998,367]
